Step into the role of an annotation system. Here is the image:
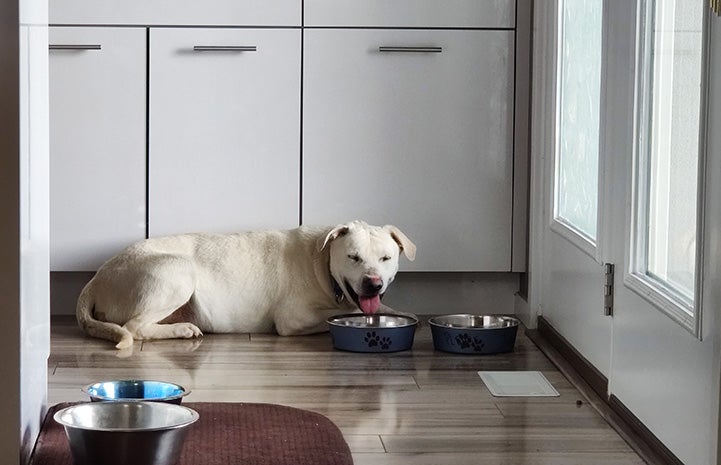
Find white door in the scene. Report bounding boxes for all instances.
[531,0,612,377]
[606,2,721,464]
[532,2,721,464]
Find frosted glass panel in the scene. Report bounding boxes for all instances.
[555,0,602,241]
[644,0,702,300]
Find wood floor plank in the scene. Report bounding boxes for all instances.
[380,432,636,453]
[343,434,385,453]
[52,366,419,389]
[352,452,646,465]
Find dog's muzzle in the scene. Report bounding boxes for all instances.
[343,275,384,315]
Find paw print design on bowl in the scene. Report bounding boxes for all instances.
[364,331,380,347]
[364,331,393,350]
[454,333,485,352]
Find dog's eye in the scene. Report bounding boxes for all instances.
[380,255,391,262]
[348,254,361,262]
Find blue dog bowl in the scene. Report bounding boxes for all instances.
[428,314,519,354]
[327,313,418,353]
[82,380,190,404]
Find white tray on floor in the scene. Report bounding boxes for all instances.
[478,371,560,397]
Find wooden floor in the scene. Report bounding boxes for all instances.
[48,316,647,465]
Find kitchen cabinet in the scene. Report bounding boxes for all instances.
[49,27,146,271]
[48,0,528,274]
[302,28,515,271]
[148,28,301,236]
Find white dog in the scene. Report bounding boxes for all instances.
[76,220,416,349]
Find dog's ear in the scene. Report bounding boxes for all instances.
[384,225,416,261]
[317,224,350,252]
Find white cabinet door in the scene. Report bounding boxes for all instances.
[149,28,301,236]
[49,27,146,271]
[303,29,514,271]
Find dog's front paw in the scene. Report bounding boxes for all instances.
[115,336,134,350]
[174,323,203,339]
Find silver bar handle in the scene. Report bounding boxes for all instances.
[193,45,257,52]
[49,44,102,51]
[378,46,442,53]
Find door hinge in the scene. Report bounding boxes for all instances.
[604,263,615,316]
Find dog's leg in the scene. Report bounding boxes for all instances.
[126,320,203,341]
[122,299,203,343]
[115,261,203,346]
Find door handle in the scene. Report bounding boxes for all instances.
[378,46,442,53]
[193,45,257,52]
[49,44,102,51]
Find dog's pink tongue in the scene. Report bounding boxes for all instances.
[359,295,381,314]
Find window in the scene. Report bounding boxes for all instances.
[553,0,603,253]
[630,0,705,333]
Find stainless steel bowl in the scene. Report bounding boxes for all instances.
[428,314,520,354]
[327,313,418,352]
[82,380,189,404]
[54,401,199,465]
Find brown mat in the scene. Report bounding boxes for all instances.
[30,402,353,465]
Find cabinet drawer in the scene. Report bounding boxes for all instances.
[50,0,300,26]
[49,27,147,271]
[304,0,514,28]
[303,29,515,271]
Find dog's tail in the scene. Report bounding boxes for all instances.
[76,278,135,350]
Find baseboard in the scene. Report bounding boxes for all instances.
[354,271,522,315]
[51,271,523,316]
[530,316,683,465]
[608,394,684,465]
[536,316,608,399]
[50,271,94,315]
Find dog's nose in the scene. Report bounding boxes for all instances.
[361,275,383,294]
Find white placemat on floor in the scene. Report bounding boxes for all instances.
[478,371,560,397]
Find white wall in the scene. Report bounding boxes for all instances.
[0,0,49,464]
[19,0,50,461]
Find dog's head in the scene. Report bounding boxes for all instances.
[318,220,416,315]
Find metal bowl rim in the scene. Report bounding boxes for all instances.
[427,314,520,329]
[326,312,419,328]
[53,401,200,433]
[81,379,190,402]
